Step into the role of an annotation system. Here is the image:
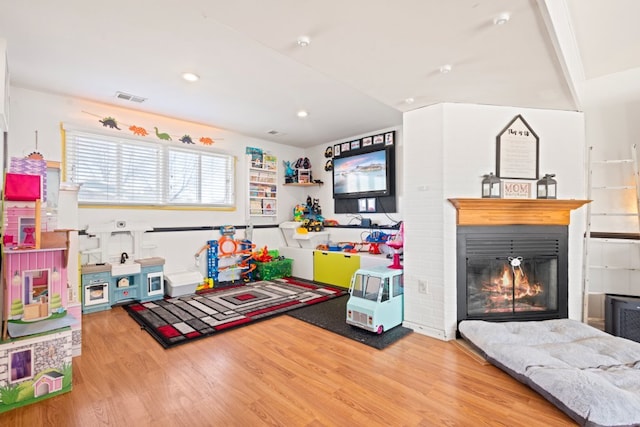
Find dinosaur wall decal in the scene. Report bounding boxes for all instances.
[179,135,194,144]
[154,127,172,141]
[89,110,228,148]
[129,125,148,136]
[99,117,121,130]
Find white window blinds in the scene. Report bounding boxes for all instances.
[65,130,235,207]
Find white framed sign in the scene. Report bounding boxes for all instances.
[496,115,539,180]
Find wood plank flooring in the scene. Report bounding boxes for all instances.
[0,307,576,426]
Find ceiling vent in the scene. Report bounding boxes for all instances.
[115,91,147,103]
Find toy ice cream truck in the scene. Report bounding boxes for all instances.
[346,265,404,334]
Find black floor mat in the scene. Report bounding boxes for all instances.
[286,294,412,349]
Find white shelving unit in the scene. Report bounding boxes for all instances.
[582,144,640,324]
[248,153,277,218]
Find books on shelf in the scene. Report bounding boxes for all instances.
[263,154,277,170]
[249,171,276,184]
[250,184,275,198]
[248,148,277,216]
[246,147,264,168]
[262,199,276,215]
[249,199,276,216]
[250,199,263,215]
[247,148,277,171]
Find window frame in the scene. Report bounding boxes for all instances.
[64,128,236,209]
[9,348,33,383]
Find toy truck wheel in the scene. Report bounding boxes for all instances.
[376,325,384,334]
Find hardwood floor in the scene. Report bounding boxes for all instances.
[0,307,576,426]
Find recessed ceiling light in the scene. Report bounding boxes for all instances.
[297,110,309,118]
[182,72,200,82]
[297,36,311,47]
[493,12,510,25]
[439,64,452,74]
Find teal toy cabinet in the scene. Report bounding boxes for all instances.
[137,257,165,302]
[110,265,141,306]
[81,258,164,311]
[81,264,112,313]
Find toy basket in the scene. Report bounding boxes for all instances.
[255,258,293,280]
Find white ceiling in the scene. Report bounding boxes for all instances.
[1,0,639,148]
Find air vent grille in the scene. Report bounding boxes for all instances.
[115,92,147,103]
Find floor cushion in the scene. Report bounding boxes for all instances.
[459,319,640,427]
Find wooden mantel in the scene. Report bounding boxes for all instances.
[448,198,590,226]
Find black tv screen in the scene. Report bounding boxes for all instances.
[332,147,392,199]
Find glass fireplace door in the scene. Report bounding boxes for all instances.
[466,256,558,317]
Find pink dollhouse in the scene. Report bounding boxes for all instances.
[3,235,70,322]
[1,169,75,412]
[2,175,71,331]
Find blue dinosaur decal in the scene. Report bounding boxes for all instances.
[99,117,121,130]
[179,135,195,144]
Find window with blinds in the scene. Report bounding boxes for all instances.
[65,130,235,207]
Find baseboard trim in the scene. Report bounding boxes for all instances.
[403,321,453,341]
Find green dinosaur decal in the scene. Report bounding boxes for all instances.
[154,127,172,141]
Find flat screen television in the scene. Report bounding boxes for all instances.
[332,146,393,199]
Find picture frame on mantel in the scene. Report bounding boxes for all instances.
[496,115,539,180]
[502,179,535,199]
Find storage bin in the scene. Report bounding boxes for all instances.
[255,258,293,280]
[165,271,203,297]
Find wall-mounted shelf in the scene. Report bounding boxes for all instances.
[248,154,277,217]
[447,198,590,226]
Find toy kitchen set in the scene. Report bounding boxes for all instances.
[80,221,165,313]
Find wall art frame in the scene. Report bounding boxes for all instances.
[496,114,539,180]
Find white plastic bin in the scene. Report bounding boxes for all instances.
[164,271,203,297]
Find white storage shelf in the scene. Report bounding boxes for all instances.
[292,231,330,248]
[248,157,277,217]
[279,224,397,282]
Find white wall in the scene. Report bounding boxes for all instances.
[7,87,307,274]
[8,86,595,338]
[304,125,403,228]
[402,105,446,338]
[580,71,640,299]
[403,103,587,340]
[7,86,402,278]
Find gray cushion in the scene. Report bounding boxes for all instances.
[459,319,640,427]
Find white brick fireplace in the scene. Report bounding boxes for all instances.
[400,103,587,340]
[450,198,589,325]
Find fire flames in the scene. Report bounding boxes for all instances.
[482,265,544,312]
